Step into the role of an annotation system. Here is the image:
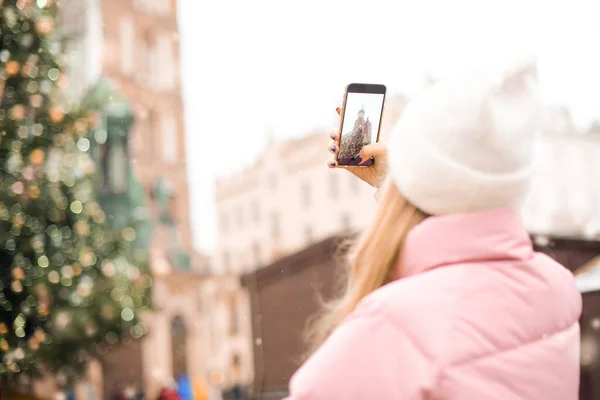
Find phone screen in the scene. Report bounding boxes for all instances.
[338,87,385,167]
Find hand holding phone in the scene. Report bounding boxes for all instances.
[328,83,389,188]
[336,83,386,167]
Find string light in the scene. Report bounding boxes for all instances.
[0,2,151,386]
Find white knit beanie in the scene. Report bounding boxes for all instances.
[388,56,543,216]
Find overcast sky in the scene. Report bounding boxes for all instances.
[178,0,600,252]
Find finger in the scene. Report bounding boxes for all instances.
[327,158,338,168]
[336,98,344,116]
[357,157,374,166]
[328,141,338,155]
[329,130,339,142]
[358,142,387,160]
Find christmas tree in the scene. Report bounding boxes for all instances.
[0,0,151,390]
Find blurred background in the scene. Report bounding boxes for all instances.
[1,0,600,399]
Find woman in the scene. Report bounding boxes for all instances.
[285,58,582,399]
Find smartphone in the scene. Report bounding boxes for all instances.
[337,83,386,167]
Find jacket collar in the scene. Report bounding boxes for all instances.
[396,209,534,279]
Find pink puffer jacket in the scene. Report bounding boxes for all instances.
[286,209,582,400]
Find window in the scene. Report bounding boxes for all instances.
[231,353,242,382]
[220,213,228,233]
[161,116,178,163]
[64,38,86,99]
[156,34,175,89]
[305,225,313,244]
[135,0,171,14]
[109,142,128,193]
[95,123,128,195]
[229,295,239,336]
[237,207,244,228]
[138,30,156,85]
[232,353,241,367]
[330,173,339,199]
[97,141,109,192]
[222,251,230,271]
[133,0,147,11]
[301,182,311,208]
[156,0,171,14]
[252,242,261,266]
[153,178,175,223]
[119,17,135,75]
[147,109,159,158]
[135,0,149,12]
[271,212,280,238]
[341,214,351,232]
[269,174,277,190]
[196,293,203,313]
[131,109,147,155]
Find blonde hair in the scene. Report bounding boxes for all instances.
[303,179,427,357]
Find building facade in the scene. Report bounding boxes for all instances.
[38,1,211,399]
[61,0,190,238]
[523,106,600,239]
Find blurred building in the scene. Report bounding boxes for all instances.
[43,1,212,399]
[214,134,375,274]
[523,105,600,238]
[206,95,408,391]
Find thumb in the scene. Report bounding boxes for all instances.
[358,142,387,160]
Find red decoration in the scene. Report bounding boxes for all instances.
[157,387,182,400]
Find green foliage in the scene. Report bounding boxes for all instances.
[0,0,151,388]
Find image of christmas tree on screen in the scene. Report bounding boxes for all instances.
[338,92,384,165]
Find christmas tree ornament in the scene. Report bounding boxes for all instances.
[29,94,43,107]
[29,148,45,165]
[0,1,150,388]
[49,107,64,123]
[5,60,20,76]
[12,267,25,280]
[9,104,26,120]
[35,16,54,35]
